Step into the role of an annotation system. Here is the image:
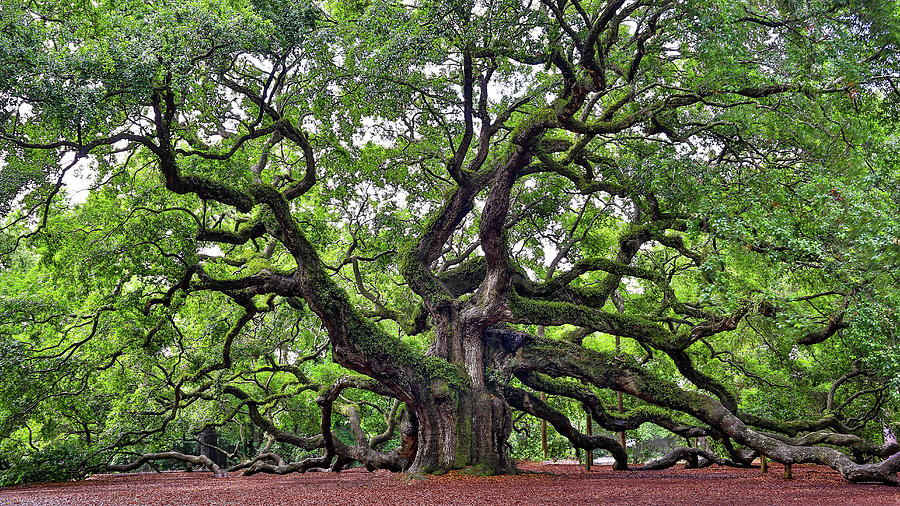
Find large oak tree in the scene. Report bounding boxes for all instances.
[2,0,900,484]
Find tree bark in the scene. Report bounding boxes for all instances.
[514,336,900,484]
[108,452,227,478]
[407,312,513,474]
[636,447,749,470]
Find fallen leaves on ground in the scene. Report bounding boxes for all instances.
[2,462,899,505]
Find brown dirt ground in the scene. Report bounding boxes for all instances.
[2,462,899,505]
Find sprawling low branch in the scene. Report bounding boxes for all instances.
[514,336,900,484]
[503,385,628,469]
[107,452,227,478]
[514,370,711,439]
[636,447,749,470]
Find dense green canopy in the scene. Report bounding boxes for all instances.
[1,0,900,486]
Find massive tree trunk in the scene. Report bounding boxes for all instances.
[406,306,513,474]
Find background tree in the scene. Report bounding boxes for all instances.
[1,0,900,485]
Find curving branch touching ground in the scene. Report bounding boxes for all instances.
[108,452,227,478]
[224,376,411,475]
[761,431,900,459]
[636,447,752,471]
[502,384,629,469]
[513,336,900,485]
[321,377,410,473]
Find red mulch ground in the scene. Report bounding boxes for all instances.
[2,462,899,505]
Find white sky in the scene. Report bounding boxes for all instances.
[60,152,94,205]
